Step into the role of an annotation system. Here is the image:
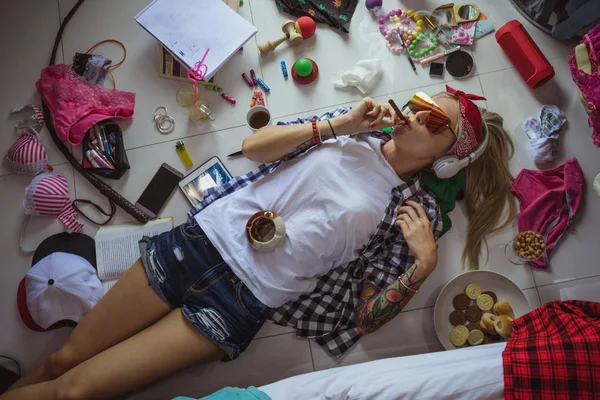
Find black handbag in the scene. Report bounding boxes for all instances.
[81,120,130,179]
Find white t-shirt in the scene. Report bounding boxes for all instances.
[196,136,402,308]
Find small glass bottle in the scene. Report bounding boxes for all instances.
[175,141,193,168]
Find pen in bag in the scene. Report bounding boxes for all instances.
[90,140,112,165]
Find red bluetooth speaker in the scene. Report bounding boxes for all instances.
[495,20,555,89]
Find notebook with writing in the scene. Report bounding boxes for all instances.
[135,0,257,81]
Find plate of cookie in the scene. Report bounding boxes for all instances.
[433,270,531,350]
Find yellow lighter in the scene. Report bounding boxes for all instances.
[175,141,194,168]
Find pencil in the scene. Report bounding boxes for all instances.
[388,99,410,126]
[397,32,417,72]
[227,150,243,157]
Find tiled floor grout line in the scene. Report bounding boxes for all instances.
[534,286,542,306]
[56,0,65,63]
[534,273,600,289]
[308,340,316,372]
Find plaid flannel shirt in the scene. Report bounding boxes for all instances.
[188,108,442,356]
[503,301,600,399]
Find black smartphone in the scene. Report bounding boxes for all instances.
[135,163,183,218]
[430,62,445,77]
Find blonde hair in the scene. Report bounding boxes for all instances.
[462,109,517,269]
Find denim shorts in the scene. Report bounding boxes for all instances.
[139,218,272,360]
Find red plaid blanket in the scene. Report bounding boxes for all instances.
[503,301,600,399]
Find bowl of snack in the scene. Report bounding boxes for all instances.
[433,270,531,350]
[504,230,546,265]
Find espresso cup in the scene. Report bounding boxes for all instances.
[246,106,272,131]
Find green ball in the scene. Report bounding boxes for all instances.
[295,58,313,77]
[409,44,415,50]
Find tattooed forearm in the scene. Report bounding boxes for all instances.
[356,263,426,334]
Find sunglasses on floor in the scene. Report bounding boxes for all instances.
[389,93,455,136]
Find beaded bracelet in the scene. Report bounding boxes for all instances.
[311,118,322,146]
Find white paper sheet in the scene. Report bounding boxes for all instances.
[135,0,257,80]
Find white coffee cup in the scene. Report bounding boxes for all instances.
[246,106,272,131]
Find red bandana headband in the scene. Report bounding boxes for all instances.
[446,85,486,158]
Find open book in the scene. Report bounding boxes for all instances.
[96,218,173,294]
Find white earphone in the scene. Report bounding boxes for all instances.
[432,120,489,179]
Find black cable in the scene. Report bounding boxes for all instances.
[0,355,22,377]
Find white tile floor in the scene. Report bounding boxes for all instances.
[1,0,599,398]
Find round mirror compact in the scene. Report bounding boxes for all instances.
[246,210,286,252]
[454,4,480,23]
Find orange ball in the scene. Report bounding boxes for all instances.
[296,16,316,39]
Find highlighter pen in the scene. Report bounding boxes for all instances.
[388,99,410,126]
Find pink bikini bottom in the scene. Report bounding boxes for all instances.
[36,64,135,146]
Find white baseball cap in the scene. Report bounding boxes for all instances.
[17,233,102,331]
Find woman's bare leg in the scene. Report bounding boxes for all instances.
[10,260,170,389]
[1,310,224,400]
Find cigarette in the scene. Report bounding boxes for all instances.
[388,99,410,125]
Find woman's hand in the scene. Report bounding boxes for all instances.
[395,200,438,274]
[333,97,408,136]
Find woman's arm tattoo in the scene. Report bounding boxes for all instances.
[356,263,426,334]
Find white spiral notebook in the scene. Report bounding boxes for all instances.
[134,0,257,81]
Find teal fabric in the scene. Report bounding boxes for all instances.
[172,386,272,400]
[380,127,466,236]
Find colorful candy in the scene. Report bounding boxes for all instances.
[257,77,270,92]
[250,69,258,87]
[221,93,236,105]
[281,61,288,78]
[241,72,253,88]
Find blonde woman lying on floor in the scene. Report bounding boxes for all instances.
[3,86,515,400]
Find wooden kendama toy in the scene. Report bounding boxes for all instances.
[257,16,316,56]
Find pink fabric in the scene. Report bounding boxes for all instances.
[569,24,600,147]
[35,64,135,146]
[511,158,584,269]
[449,21,476,45]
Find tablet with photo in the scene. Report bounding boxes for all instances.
[178,156,232,207]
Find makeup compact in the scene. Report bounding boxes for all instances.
[246,210,286,251]
[445,50,474,78]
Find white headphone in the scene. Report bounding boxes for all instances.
[432,120,489,179]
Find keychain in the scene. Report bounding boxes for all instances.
[154,106,175,134]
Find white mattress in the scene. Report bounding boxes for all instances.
[260,343,506,400]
